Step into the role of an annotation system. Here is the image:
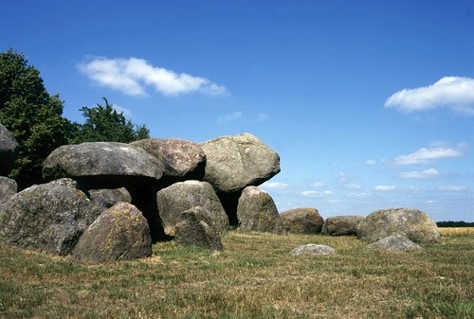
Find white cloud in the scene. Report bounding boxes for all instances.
[261,181,288,190]
[394,145,464,165]
[217,111,242,125]
[399,168,440,179]
[365,159,377,165]
[78,56,227,96]
[310,181,325,188]
[344,183,362,189]
[301,190,333,197]
[374,185,397,191]
[385,76,474,115]
[437,185,468,191]
[347,192,370,198]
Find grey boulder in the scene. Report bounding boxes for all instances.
[72,202,152,264]
[280,207,324,234]
[130,138,206,181]
[201,133,280,193]
[0,176,17,204]
[174,206,224,251]
[237,186,283,233]
[42,142,165,188]
[156,180,228,236]
[0,179,102,255]
[358,208,441,244]
[291,244,335,256]
[322,215,365,236]
[365,234,422,252]
[0,123,19,176]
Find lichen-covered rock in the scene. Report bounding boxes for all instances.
[42,142,165,188]
[237,186,283,233]
[0,179,102,255]
[156,180,228,236]
[0,123,19,176]
[88,187,132,209]
[280,207,323,234]
[130,138,206,181]
[201,133,280,193]
[365,234,422,252]
[174,206,223,251]
[322,215,365,236]
[358,208,441,244]
[72,202,152,264]
[0,176,17,204]
[291,244,335,256]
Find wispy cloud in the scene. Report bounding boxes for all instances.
[343,183,362,190]
[394,145,465,165]
[399,168,439,179]
[261,181,288,190]
[301,190,333,197]
[216,111,242,125]
[437,185,468,191]
[374,185,397,191]
[385,76,474,115]
[78,56,228,96]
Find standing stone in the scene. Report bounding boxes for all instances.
[174,206,223,251]
[237,186,283,233]
[280,207,324,234]
[72,202,152,264]
[156,180,228,236]
[358,208,441,244]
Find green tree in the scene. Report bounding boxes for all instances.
[0,49,74,189]
[71,97,149,144]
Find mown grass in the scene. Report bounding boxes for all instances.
[1,229,473,318]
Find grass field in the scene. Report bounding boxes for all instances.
[1,228,473,319]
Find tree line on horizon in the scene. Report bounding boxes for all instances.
[436,221,474,227]
[0,49,150,190]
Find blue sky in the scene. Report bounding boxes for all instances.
[2,0,474,221]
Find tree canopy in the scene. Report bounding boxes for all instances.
[71,97,149,144]
[0,49,150,190]
[0,49,73,189]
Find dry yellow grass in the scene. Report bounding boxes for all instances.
[439,227,474,236]
[1,230,473,318]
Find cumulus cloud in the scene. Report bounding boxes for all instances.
[374,185,397,191]
[394,145,464,165]
[399,168,439,179]
[385,76,474,115]
[78,56,227,96]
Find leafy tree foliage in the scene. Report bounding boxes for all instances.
[71,97,149,144]
[0,49,73,189]
[0,49,150,190]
